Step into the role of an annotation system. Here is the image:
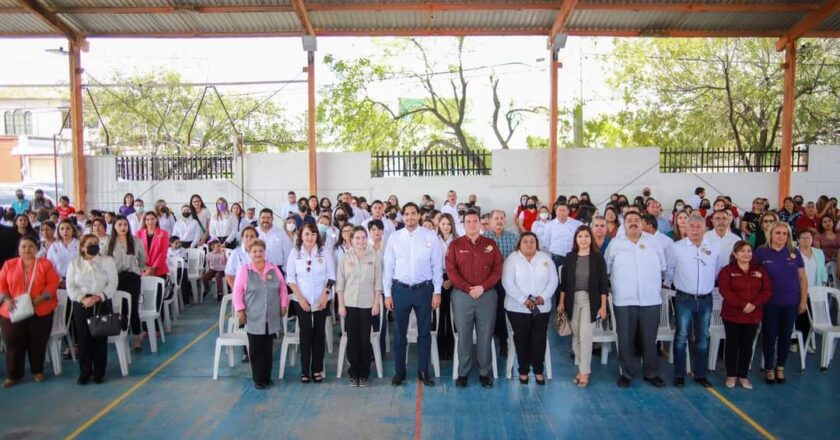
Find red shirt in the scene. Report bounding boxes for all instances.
[717,262,772,324]
[444,235,503,292]
[796,215,818,232]
[56,205,76,219]
[519,209,538,232]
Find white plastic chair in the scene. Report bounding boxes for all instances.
[657,288,677,362]
[47,289,73,376]
[450,305,497,379]
[186,248,205,304]
[406,307,441,378]
[592,295,619,365]
[807,286,840,370]
[504,314,552,379]
[336,295,385,379]
[212,295,249,380]
[278,313,326,379]
[826,262,838,289]
[169,257,187,313]
[109,290,132,376]
[708,290,726,372]
[139,276,166,352]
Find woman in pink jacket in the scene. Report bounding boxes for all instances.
[136,212,170,278]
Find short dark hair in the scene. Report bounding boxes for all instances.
[515,231,540,252]
[288,191,296,196]
[695,187,705,195]
[402,202,420,215]
[169,235,181,243]
[624,211,643,221]
[463,209,480,221]
[642,213,658,230]
[259,208,273,217]
[367,219,384,231]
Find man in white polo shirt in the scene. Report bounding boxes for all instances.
[605,211,667,389]
[668,214,722,388]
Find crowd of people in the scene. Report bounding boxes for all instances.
[0,185,838,391]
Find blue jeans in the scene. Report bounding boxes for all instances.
[674,293,712,379]
[392,283,433,376]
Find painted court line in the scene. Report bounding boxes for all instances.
[706,388,777,440]
[64,323,219,440]
[414,379,424,440]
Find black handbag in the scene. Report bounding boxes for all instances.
[87,299,124,338]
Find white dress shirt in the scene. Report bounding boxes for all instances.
[530,220,550,250]
[704,229,741,269]
[158,214,176,235]
[66,255,118,302]
[224,245,250,277]
[441,203,460,224]
[652,231,676,283]
[286,245,336,307]
[209,214,237,241]
[502,250,558,314]
[667,238,722,295]
[604,233,667,307]
[279,203,298,221]
[257,226,291,268]
[127,213,144,236]
[382,226,444,296]
[361,216,396,244]
[46,238,79,278]
[688,194,703,210]
[173,218,201,244]
[543,217,583,256]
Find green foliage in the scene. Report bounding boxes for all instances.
[599,38,840,156]
[85,70,305,155]
[318,38,490,153]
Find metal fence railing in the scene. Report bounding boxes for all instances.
[371,150,492,178]
[116,155,234,181]
[660,145,809,173]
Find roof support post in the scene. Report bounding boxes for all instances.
[69,40,86,209]
[778,41,797,207]
[548,46,560,206]
[304,38,317,196]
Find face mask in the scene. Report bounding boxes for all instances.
[569,204,579,210]
[387,213,397,220]
[675,204,685,211]
[539,212,549,220]
[217,203,227,212]
[335,215,347,221]
[317,224,328,235]
[457,210,466,216]
[182,211,191,218]
[643,191,651,197]
[86,244,100,256]
[527,204,536,209]
[16,193,23,200]
[135,205,145,213]
[285,223,296,232]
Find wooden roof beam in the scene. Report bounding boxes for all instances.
[550,0,577,41]
[3,2,825,15]
[292,0,315,36]
[776,0,840,50]
[14,0,82,43]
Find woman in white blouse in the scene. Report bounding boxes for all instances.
[502,232,558,385]
[37,221,56,258]
[286,222,335,383]
[154,199,176,235]
[436,213,458,359]
[66,233,118,385]
[229,202,250,248]
[210,197,236,248]
[47,219,80,283]
[189,194,211,246]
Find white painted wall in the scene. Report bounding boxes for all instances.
[79,146,840,222]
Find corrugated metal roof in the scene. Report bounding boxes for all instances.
[0,13,56,33]
[0,1,838,37]
[567,10,804,31]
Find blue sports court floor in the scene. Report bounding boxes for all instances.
[0,300,837,440]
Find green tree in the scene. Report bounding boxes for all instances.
[85,70,305,155]
[601,38,840,169]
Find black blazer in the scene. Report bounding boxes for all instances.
[559,251,609,323]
